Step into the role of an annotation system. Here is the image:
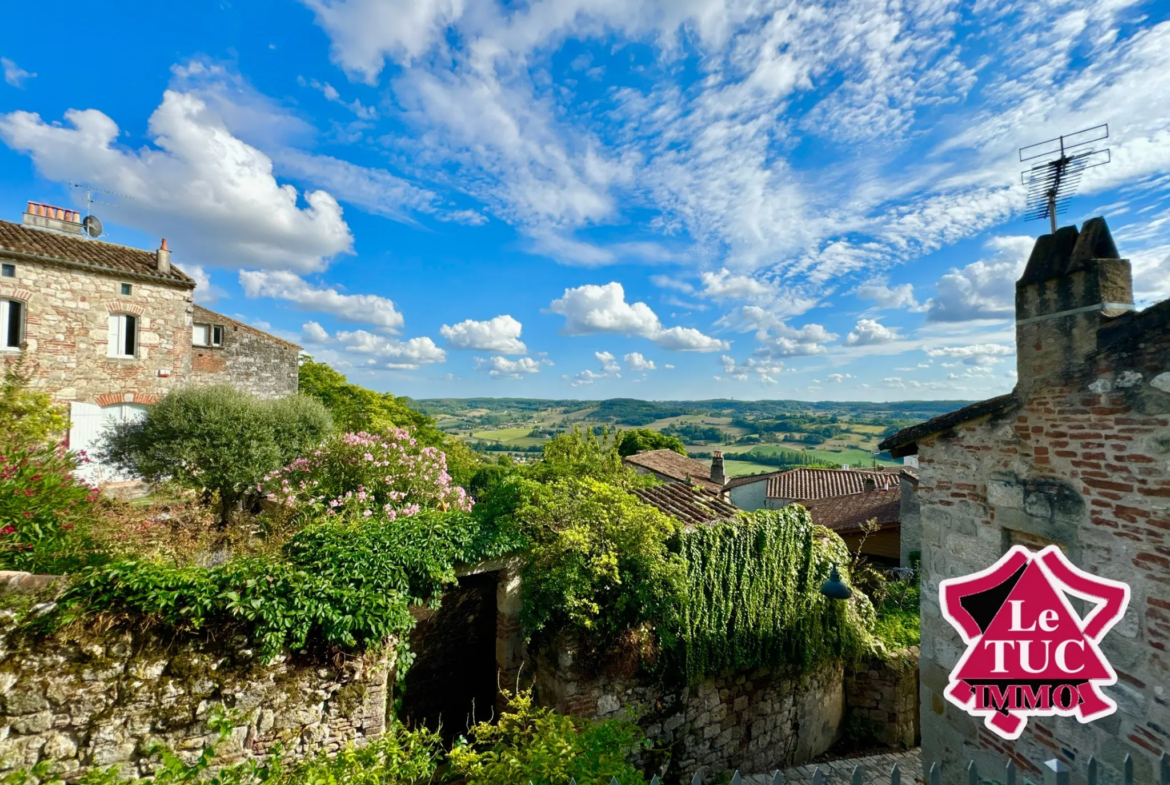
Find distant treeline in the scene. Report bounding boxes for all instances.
[689,449,839,469]
[468,441,544,453]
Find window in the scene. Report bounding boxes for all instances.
[107,313,137,358]
[193,322,224,347]
[1,264,14,278]
[0,299,23,348]
[120,283,132,296]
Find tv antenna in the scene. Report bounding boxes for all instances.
[67,182,134,239]
[1019,124,1111,234]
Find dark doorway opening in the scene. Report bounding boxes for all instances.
[400,572,499,743]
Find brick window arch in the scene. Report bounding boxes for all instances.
[94,392,161,407]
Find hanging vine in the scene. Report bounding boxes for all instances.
[678,507,873,682]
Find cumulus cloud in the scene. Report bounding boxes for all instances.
[926,343,1014,366]
[719,305,837,356]
[0,91,353,273]
[699,269,774,301]
[302,321,331,344]
[476,355,543,378]
[845,319,901,346]
[925,236,1033,322]
[548,282,728,352]
[2,58,34,88]
[565,369,608,387]
[826,373,854,383]
[856,282,919,310]
[624,352,656,371]
[336,329,446,368]
[595,351,621,373]
[719,355,784,384]
[179,264,226,305]
[239,270,404,332]
[440,315,527,354]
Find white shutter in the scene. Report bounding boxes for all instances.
[0,300,10,348]
[193,323,209,346]
[69,402,104,483]
[107,315,121,357]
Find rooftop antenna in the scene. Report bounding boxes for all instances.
[1019,124,1111,235]
[67,182,134,239]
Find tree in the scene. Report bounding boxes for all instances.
[100,385,332,524]
[0,352,67,448]
[616,428,686,458]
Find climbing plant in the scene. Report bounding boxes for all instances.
[677,507,873,681]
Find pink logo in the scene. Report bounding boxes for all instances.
[940,545,1130,740]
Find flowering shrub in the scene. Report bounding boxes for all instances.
[0,440,98,572]
[263,430,471,522]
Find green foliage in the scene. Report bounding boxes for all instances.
[677,508,873,681]
[0,441,99,573]
[616,429,686,458]
[449,691,646,785]
[0,353,68,449]
[100,386,332,523]
[661,422,725,443]
[871,567,920,651]
[517,477,684,647]
[529,427,645,487]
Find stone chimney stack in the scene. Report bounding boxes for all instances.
[22,202,84,236]
[864,476,876,493]
[711,450,725,486]
[1015,217,1133,394]
[156,238,171,274]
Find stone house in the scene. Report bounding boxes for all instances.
[623,448,726,491]
[0,202,300,482]
[801,483,902,563]
[724,467,902,512]
[880,218,1168,779]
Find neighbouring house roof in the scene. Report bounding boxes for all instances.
[766,468,901,501]
[0,220,196,286]
[722,470,787,490]
[878,394,1016,458]
[632,483,740,526]
[623,449,719,490]
[193,305,302,351]
[801,487,901,535]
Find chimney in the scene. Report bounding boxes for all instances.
[1015,217,1133,393]
[22,201,84,236]
[864,476,876,493]
[156,238,171,274]
[711,450,725,486]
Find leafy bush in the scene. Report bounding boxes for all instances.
[449,691,646,785]
[678,507,873,681]
[262,430,471,523]
[101,386,332,524]
[528,427,645,487]
[517,477,685,648]
[616,429,686,458]
[0,440,98,572]
[0,353,67,449]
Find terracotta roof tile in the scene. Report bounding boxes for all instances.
[632,483,740,526]
[722,470,787,490]
[623,449,719,490]
[0,220,195,286]
[801,487,901,534]
[766,468,901,501]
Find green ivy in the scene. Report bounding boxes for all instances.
[677,507,873,681]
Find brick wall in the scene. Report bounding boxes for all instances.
[189,306,299,399]
[0,257,192,403]
[915,313,1170,782]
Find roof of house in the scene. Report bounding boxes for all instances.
[623,449,719,490]
[0,220,196,286]
[800,487,901,534]
[877,394,1017,458]
[632,483,740,526]
[766,468,901,501]
[723,470,787,490]
[193,305,302,351]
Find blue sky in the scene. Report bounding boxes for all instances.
[2,0,1169,401]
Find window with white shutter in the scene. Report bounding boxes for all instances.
[0,299,23,349]
[192,323,210,346]
[107,313,138,358]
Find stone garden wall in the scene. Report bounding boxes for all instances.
[844,647,919,749]
[0,573,393,781]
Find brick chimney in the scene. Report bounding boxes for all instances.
[22,201,84,236]
[710,450,725,486]
[1015,217,1133,393]
[156,238,171,274]
[864,475,876,493]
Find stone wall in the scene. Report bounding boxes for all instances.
[0,585,392,780]
[189,306,299,399]
[844,647,919,749]
[898,475,921,567]
[0,256,192,403]
[534,637,845,780]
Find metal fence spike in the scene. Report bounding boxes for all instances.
[1044,759,1070,785]
[891,761,901,785]
[852,765,863,785]
[568,780,576,785]
[731,772,743,785]
[1087,756,1097,785]
[773,771,784,785]
[1160,752,1169,785]
[929,762,941,785]
[1124,754,1134,785]
[649,777,661,785]
[968,761,979,785]
[610,778,620,785]
[692,774,703,785]
[813,767,825,785]
[1006,759,1017,785]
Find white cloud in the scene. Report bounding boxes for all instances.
[299,76,378,119]
[239,270,404,332]
[440,315,527,354]
[699,269,773,301]
[826,373,854,383]
[548,282,728,352]
[926,343,1014,366]
[650,275,695,294]
[664,363,675,370]
[2,58,34,88]
[924,236,1033,323]
[179,264,226,305]
[565,369,608,387]
[477,355,543,378]
[625,352,656,371]
[302,321,331,344]
[719,354,785,384]
[845,318,902,346]
[718,305,836,356]
[595,351,621,373]
[856,282,919,310]
[0,91,353,273]
[336,329,446,368]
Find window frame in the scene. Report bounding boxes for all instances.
[0,298,24,350]
[120,283,133,296]
[193,321,224,348]
[1,263,14,278]
[107,313,138,359]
